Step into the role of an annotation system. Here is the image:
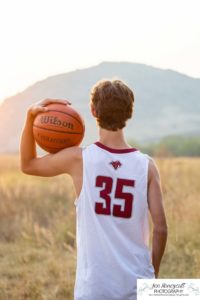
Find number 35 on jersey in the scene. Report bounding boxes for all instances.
[95,175,135,219]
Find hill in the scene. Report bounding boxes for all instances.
[0,62,199,152]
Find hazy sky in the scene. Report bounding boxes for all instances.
[0,0,200,103]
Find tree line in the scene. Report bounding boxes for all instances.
[130,135,200,157]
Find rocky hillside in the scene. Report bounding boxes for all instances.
[0,62,199,152]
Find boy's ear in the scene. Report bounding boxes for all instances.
[90,103,97,117]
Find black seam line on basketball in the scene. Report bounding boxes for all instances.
[33,125,83,135]
[37,140,81,150]
[37,143,73,150]
[46,109,84,128]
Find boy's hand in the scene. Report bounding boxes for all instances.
[27,98,71,119]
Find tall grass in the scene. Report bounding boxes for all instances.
[0,155,199,299]
[0,155,76,299]
[156,158,200,278]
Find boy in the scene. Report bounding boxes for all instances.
[20,79,167,300]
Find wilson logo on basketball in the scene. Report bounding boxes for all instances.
[40,116,74,130]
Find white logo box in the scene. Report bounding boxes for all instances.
[137,279,200,300]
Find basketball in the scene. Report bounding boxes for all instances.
[33,103,85,153]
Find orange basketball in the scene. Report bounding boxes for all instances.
[33,103,85,153]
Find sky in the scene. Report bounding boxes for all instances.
[0,0,200,104]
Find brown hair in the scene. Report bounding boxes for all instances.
[90,79,134,131]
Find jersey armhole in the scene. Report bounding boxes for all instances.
[74,147,85,207]
[144,154,151,209]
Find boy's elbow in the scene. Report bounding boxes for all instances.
[20,163,34,175]
[21,165,31,175]
[153,224,168,235]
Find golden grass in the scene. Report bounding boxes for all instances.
[156,158,200,278]
[0,155,200,299]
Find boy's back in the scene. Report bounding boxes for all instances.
[74,142,155,300]
[20,79,167,300]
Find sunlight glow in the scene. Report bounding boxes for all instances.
[0,0,200,103]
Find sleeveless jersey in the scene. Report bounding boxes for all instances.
[74,142,155,300]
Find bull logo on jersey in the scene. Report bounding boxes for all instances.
[110,160,122,170]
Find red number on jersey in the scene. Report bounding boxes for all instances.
[95,176,135,218]
[113,178,135,218]
[95,176,113,215]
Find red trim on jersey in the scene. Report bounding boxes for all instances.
[94,142,138,153]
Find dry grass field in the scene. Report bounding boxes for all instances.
[0,154,200,299]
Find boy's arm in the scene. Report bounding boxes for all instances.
[147,158,168,278]
[20,98,81,177]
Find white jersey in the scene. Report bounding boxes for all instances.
[74,142,155,300]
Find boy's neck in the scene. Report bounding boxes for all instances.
[98,128,131,149]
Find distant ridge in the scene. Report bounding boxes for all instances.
[0,61,199,153]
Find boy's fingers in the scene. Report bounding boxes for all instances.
[33,106,48,115]
[41,99,71,106]
[28,99,72,118]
